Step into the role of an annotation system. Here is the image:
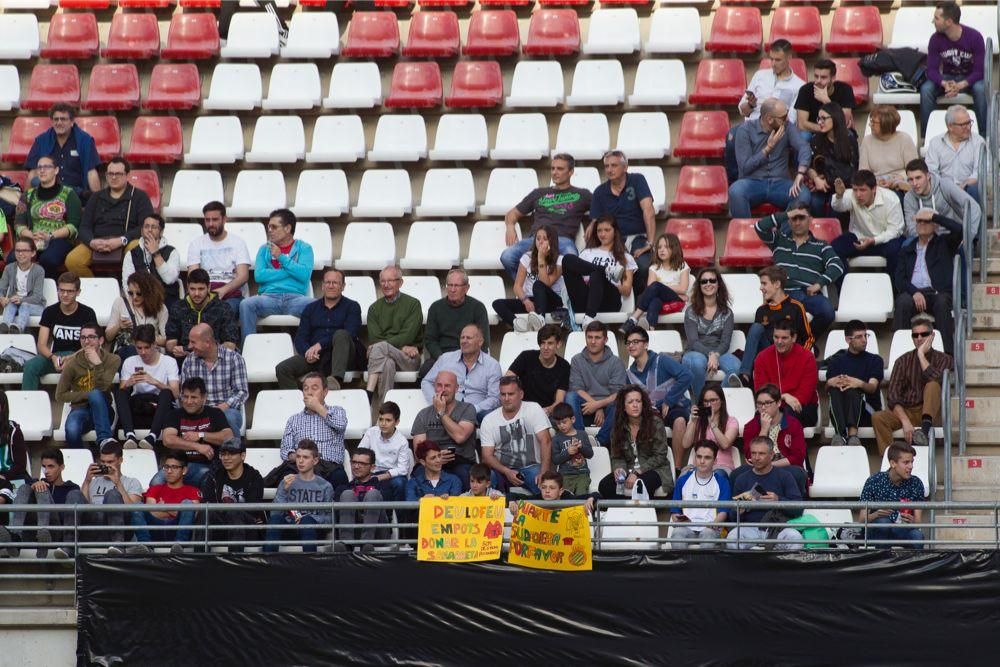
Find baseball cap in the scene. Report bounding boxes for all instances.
[219,438,246,453]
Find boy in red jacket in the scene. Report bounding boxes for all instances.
[753,318,818,427]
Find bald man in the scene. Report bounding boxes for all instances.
[180,323,249,435]
[411,370,479,491]
[366,266,423,411]
[420,324,501,424]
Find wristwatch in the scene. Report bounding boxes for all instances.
[198,432,205,442]
[120,236,128,247]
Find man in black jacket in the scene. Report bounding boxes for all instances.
[65,157,154,278]
[200,438,264,552]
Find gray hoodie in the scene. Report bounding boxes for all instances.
[569,346,627,400]
[903,174,981,240]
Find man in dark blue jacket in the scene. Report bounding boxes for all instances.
[25,104,101,199]
[276,267,361,390]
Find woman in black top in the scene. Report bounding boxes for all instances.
[807,102,859,219]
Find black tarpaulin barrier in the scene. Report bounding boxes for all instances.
[77,551,1000,666]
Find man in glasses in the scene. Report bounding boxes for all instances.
[421,268,489,380]
[734,384,807,496]
[728,98,812,218]
[22,271,96,390]
[825,320,884,447]
[129,451,201,555]
[364,265,423,411]
[873,314,952,453]
[924,104,986,203]
[65,157,154,279]
[333,448,387,553]
[24,103,101,199]
[54,321,121,450]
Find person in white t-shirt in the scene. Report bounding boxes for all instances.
[669,440,731,549]
[81,440,144,556]
[114,324,180,451]
[622,232,690,334]
[492,224,566,332]
[480,375,553,495]
[560,216,636,328]
[357,401,413,501]
[186,201,251,314]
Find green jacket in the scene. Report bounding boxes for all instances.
[54,347,121,408]
[366,293,423,349]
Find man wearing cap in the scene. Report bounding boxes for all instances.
[200,437,264,553]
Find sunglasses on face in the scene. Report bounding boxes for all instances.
[699,278,718,285]
[912,331,932,339]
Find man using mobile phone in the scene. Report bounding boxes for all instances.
[82,440,144,556]
[670,441,731,549]
[726,436,803,550]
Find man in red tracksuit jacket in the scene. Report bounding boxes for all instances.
[753,318,818,427]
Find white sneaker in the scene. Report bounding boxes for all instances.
[636,315,651,331]
[525,313,544,331]
[170,543,185,555]
[513,315,530,333]
[581,315,596,329]
[122,436,139,450]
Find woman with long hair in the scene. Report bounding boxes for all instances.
[621,232,689,334]
[597,385,674,499]
[681,267,741,395]
[106,271,168,361]
[859,104,918,207]
[807,101,859,217]
[560,215,635,325]
[0,390,28,485]
[492,225,564,332]
[681,383,740,472]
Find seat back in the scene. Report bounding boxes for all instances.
[665,218,715,267]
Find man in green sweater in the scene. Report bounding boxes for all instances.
[366,265,423,410]
[419,269,490,380]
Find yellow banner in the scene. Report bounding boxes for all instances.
[508,502,592,572]
[417,496,505,563]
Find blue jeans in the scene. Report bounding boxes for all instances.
[919,77,987,137]
[131,499,196,543]
[491,463,542,496]
[65,389,114,448]
[739,322,767,376]
[2,302,43,330]
[150,461,212,488]
[500,235,579,279]
[223,407,243,436]
[867,515,925,549]
[636,282,682,326]
[728,178,810,219]
[565,391,616,446]
[239,292,315,342]
[682,351,741,397]
[785,289,835,338]
[965,183,981,207]
[264,512,321,553]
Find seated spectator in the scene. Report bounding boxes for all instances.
[566,320,628,446]
[0,479,11,548]
[508,471,598,516]
[0,391,28,485]
[925,104,986,203]
[561,216,635,327]
[807,102,859,217]
[859,441,926,548]
[0,237,45,334]
[893,208,963,355]
[873,314,952,453]
[422,268,489,379]
[334,447,386,553]
[903,158,981,240]
[106,272,168,362]
[165,269,239,362]
[625,327,693,467]
[238,208,314,343]
[7,448,83,558]
[122,214,181,308]
[859,104,919,207]
[180,323,248,435]
[756,206,844,341]
[670,441,732,549]
[55,321,120,450]
[737,266,813,387]
[357,401,412,501]
[25,104,100,199]
[682,383,740,473]
[264,439,332,554]
[493,225,565,332]
[22,271,96,390]
[736,384,808,494]
[621,233,689,334]
[115,324,179,451]
[420,324,501,424]
[826,321,884,447]
[501,153,587,279]
[729,98,811,218]
[726,436,804,550]
[550,402,594,496]
[275,268,361,391]
[12,155,81,278]
[753,318,819,427]
[506,324,570,415]
[197,437,264,554]
[187,201,250,314]
[795,60,856,139]
[130,452,201,555]
[65,157,153,278]
[80,441,144,556]
[480,376,552,496]
[831,170,905,278]
[597,385,674,499]
[682,268,741,395]
[461,464,504,500]
[155,376,235,488]
[920,2,986,137]
[365,266,423,410]
[412,370,478,491]
[406,440,463,500]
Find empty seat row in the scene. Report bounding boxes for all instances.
[707,5,888,55]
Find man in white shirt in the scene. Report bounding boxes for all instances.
[480,375,553,496]
[356,401,413,501]
[924,104,986,203]
[669,441,731,549]
[186,201,250,314]
[116,324,180,450]
[830,170,905,278]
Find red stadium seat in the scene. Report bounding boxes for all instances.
[480,0,531,6]
[372,0,411,6]
[2,171,28,191]
[179,0,220,5]
[673,111,730,159]
[719,218,772,267]
[600,0,652,5]
[129,170,161,210]
[3,118,51,164]
[126,116,183,164]
[403,11,460,58]
[59,0,110,7]
[342,12,400,58]
[103,13,161,59]
[523,9,580,56]
[811,218,844,245]
[705,6,762,54]
[161,13,220,60]
[538,0,590,5]
[833,58,870,105]
[40,13,99,59]
[119,0,173,7]
[464,10,520,57]
[83,64,140,111]
[384,62,442,109]
[665,218,716,268]
[671,166,729,215]
[420,0,472,6]
[827,6,883,54]
[144,63,201,110]
[688,60,746,105]
[446,61,503,108]
[74,117,120,162]
[768,6,822,54]
[23,65,80,111]
[759,58,808,82]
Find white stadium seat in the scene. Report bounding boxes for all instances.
[293,169,350,218]
[337,223,396,272]
[383,389,429,439]
[78,278,120,327]
[726,274,765,324]
[228,170,286,219]
[723,387,755,436]
[294,222,334,270]
[202,64,262,111]
[569,167,601,193]
[887,329,944,379]
[480,168,538,217]
[645,7,702,54]
[307,115,366,163]
[0,14,40,59]
[464,220,519,271]
[7,390,52,440]
[399,276,441,324]
[429,114,488,161]
[164,170,225,218]
[922,110,978,155]
[262,64,321,110]
[499,331,539,371]
[617,112,671,159]
[329,390,372,439]
[566,60,625,107]
[164,224,203,270]
[887,7,936,52]
[506,61,564,108]
[244,449,284,498]
[648,330,683,355]
[324,62,382,109]
[803,507,855,538]
[415,169,476,218]
[121,450,159,491]
[598,508,659,551]
[880,446,930,498]
[368,116,427,162]
[281,11,340,59]
[835,273,894,322]
[225,223,266,261]
[811,446,872,498]
[220,12,279,59]
[0,66,20,111]
[400,221,460,271]
[962,6,999,55]
[247,390,304,440]
[343,276,377,326]
[491,113,549,161]
[245,116,306,163]
[467,274,506,326]
[629,166,667,213]
[243,334,296,383]
[54,449,94,487]
[588,446,611,494]
[353,170,412,218]
[552,113,610,160]
[184,116,244,164]
[53,405,99,445]
[629,60,687,106]
[865,110,918,144]
[31,280,55,327]
[583,8,640,55]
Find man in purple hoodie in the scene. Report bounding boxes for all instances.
[920,2,987,137]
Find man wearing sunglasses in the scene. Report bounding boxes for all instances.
[872,314,952,453]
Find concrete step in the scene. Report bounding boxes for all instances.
[965,339,1000,367]
[972,312,1000,330]
[971,284,1000,311]
[965,368,1000,387]
[961,427,1000,445]
[949,397,1000,426]
[934,514,997,545]
[944,487,1000,502]
[950,456,1000,485]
